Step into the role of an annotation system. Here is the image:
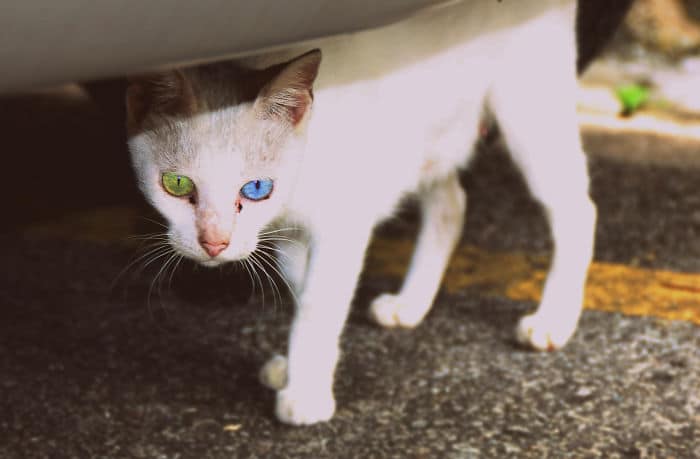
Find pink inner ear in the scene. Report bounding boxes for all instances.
[289,94,312,125]
[264,89,313,126]
[260,49,321,126]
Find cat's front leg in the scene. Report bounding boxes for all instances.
[370,172,466,328]
[272,226,373,425]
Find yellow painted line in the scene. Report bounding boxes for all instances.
[24,210,700,325]
[367,236,700,325]
[23,207,150,243]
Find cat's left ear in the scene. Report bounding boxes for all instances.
[126,70,198,134]
[257,49,322,126]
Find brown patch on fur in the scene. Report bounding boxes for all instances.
[126,49,321,138]
[126,71,198,135]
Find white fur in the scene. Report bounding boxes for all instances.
[130,0,596,426]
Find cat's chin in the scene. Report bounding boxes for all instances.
[197,252,252,268]
[200,259,225,268]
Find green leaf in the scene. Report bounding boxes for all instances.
[616,84,650,116]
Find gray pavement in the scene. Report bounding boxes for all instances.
[1,133,699,457]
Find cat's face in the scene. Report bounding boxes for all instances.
[126,51,321,266]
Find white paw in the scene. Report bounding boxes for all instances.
[515,312,578,351]
[275,387,336,425]
[259,355,288,391]
[369,293,427,328]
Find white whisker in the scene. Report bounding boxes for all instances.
[139,216,168,229]
[110,243,171,291]
[255,247,299,306]
[167,255,185,289]
[245,255,266,307]
[255,242,294,262]
[258,227,299,236]
[250,252,282,309]
[239,257,256,301]
[258,236,304,249]
[147,249,178,315]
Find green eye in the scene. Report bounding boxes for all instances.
[162,172,194,197]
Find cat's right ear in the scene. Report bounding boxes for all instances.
[256,49,322,127]
[126,70,197,133]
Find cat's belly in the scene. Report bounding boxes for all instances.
[292,105,481,230]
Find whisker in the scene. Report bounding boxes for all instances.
[258,227,299,236]
[258,235,301,242]
[141,247,177,271]
[110,243,171,291]
[255,242,294,262]
[138,216,168,229]
[255,248,299,306]
[167,254,185,289]
[249,252,281,309]
[125,232,169,241]
[147,249,177,316]
[239,257,256,302]
[127,236,170,245]
[257,236,304,249]
[249,252,279,307]
[157,251,180,297]
[245,255,266,307]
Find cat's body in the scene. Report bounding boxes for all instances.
[128,0,596,425]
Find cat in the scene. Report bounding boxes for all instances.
[126,0,596,425]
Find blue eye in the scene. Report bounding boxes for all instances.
[240,178,274,201]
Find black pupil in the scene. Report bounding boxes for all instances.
[255,180,260,190]
[177,177,181,187]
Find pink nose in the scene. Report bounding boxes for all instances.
[199,239,229,257]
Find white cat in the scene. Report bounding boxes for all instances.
[127,0,596,425]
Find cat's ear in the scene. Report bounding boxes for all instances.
[257,49,322,126]
[126,70,197,132]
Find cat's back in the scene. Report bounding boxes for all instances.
[279,0,578,222]
[242,0,574,89]
[317,0,573,87]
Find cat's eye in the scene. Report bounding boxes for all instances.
[162,172,195,197]
[240,178,273,201]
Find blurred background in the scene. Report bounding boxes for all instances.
[580,0,700,162]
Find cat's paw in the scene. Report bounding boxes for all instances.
[369,293,427,328]
[275,386,335,425]
[515,312,578,351]
[259,355,288,391]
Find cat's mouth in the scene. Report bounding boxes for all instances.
[200,258,224,268]
[191,247,255,268]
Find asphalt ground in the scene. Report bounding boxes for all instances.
[0,88,699,458]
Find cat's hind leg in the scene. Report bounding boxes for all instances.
[489,41,597,350]
[370,172,466,328]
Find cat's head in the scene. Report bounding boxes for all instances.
[126,50,321,266]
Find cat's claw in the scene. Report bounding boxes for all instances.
[259,355,288,391]
[275,387,335,425]
[369,293,426,328]
[515,312,578,351]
